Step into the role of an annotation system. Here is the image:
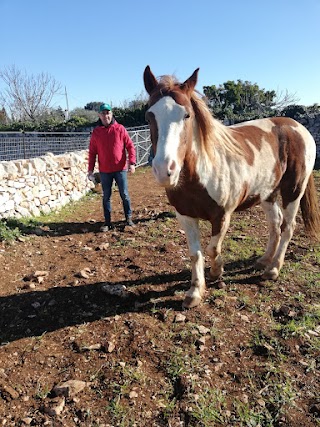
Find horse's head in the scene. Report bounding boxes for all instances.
[143,66,199,187]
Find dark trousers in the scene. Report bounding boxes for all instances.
[100,171,132,223]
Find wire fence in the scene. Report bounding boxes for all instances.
[0,125,152,167]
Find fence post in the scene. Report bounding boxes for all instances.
[21,127,26,159]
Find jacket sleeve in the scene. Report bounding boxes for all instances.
[88,132,97,172]
[123,128,136,165]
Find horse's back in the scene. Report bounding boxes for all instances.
[230,116,316,173]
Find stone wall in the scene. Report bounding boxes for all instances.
[0,113,319,220]
[296,113,320,159]
[0,150,94,219]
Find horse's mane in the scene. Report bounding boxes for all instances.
[155,75,241,158]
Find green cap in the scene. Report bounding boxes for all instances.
[99,103,112,112]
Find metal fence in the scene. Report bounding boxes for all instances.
[0,125,152,167]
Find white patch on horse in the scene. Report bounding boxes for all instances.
[292,122,316,171]
[148,97,187,186]
[231,118,276,133]
[196,134,277,208]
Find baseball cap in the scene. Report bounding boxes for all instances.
[99,103,112,112]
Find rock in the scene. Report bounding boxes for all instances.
[0,381,19,400]
[239,314,250,322]
[34,270,49,278]
[96,243,110,251]
[196,336,206,348]
[197,325,211,335]
[43,396,65,416]
[104,341,116,353]
[81,343,102,351]
[129,390,138,399]
[20,418,33,425]
[77,268,91,279]
[52,380,87,398]
[101,284,128,298]
[217,281,226,289]
[174,313,186,323]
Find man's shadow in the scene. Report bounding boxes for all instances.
[1,255,266,346]
[0,270,191,345]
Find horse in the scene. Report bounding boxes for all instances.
[143,65,320,309]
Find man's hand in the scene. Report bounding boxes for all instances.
[87,171,96,184]
[129,165,136,174]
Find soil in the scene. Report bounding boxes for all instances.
[0,167,319,427]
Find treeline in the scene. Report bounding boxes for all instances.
[2,101,319,133]
[1,66,319,132]
[0,104,147,132]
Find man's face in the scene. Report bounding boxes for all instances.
[99,109,113,126]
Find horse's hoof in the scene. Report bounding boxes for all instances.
[262,267,279,281]
[182,295,202,309]
[255,261,267,271]
[209,269,223,281]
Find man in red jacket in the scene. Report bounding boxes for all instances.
[88,103,136,231]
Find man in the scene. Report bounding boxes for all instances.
[88,103,136,231]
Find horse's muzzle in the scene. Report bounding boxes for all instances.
[152,161,179,187]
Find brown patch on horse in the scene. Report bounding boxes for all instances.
[145,111,159,155]
[230,126,266,166]
[236,182,261,211]
[166,174,225,230]
[270,118,307,208]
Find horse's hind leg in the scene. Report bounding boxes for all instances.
[176,213,206,308]
[256,200,283,272]
[262,198,301,280]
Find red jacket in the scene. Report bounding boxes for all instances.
[88,121,136,173]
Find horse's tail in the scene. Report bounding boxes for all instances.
[300,173,320,240]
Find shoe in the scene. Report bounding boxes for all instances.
[100,222,111,232]
[126,218,134,227]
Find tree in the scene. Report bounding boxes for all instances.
[203,80,297,122]
[0,65,62,122]
[84,101,104,112]
[70,107,98,122]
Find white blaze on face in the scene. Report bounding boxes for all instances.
[148,96,187,187]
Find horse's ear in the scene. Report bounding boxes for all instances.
[181,68,199,94]
[144,66,158,95]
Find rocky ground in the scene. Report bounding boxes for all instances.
[0,167,319,427]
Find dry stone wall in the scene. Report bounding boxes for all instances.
[0,113,319,220]
[0,151,94,219]
[297,114,320,159]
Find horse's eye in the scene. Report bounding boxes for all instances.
[184,113,190,119]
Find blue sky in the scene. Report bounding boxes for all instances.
[1,0,319,112]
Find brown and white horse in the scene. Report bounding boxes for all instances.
[143,66,320,309]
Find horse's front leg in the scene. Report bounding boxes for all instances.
[207,212,231,280]
[176,213,205,309]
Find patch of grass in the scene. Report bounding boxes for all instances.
[237,368,298,426]
[189,388,229,425]
[0,217,42,241]
[250,329,286,360]
[101,361,151,426]
[106,397,132,427]
[0,191,100,242]
[276,305,320,342]
[0,219,23,241]
[37,190,99,223]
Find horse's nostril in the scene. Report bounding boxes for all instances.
[168,160,176,176]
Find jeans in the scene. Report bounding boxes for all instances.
[100,171,132,223]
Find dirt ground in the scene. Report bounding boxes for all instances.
[0,167,319,427]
